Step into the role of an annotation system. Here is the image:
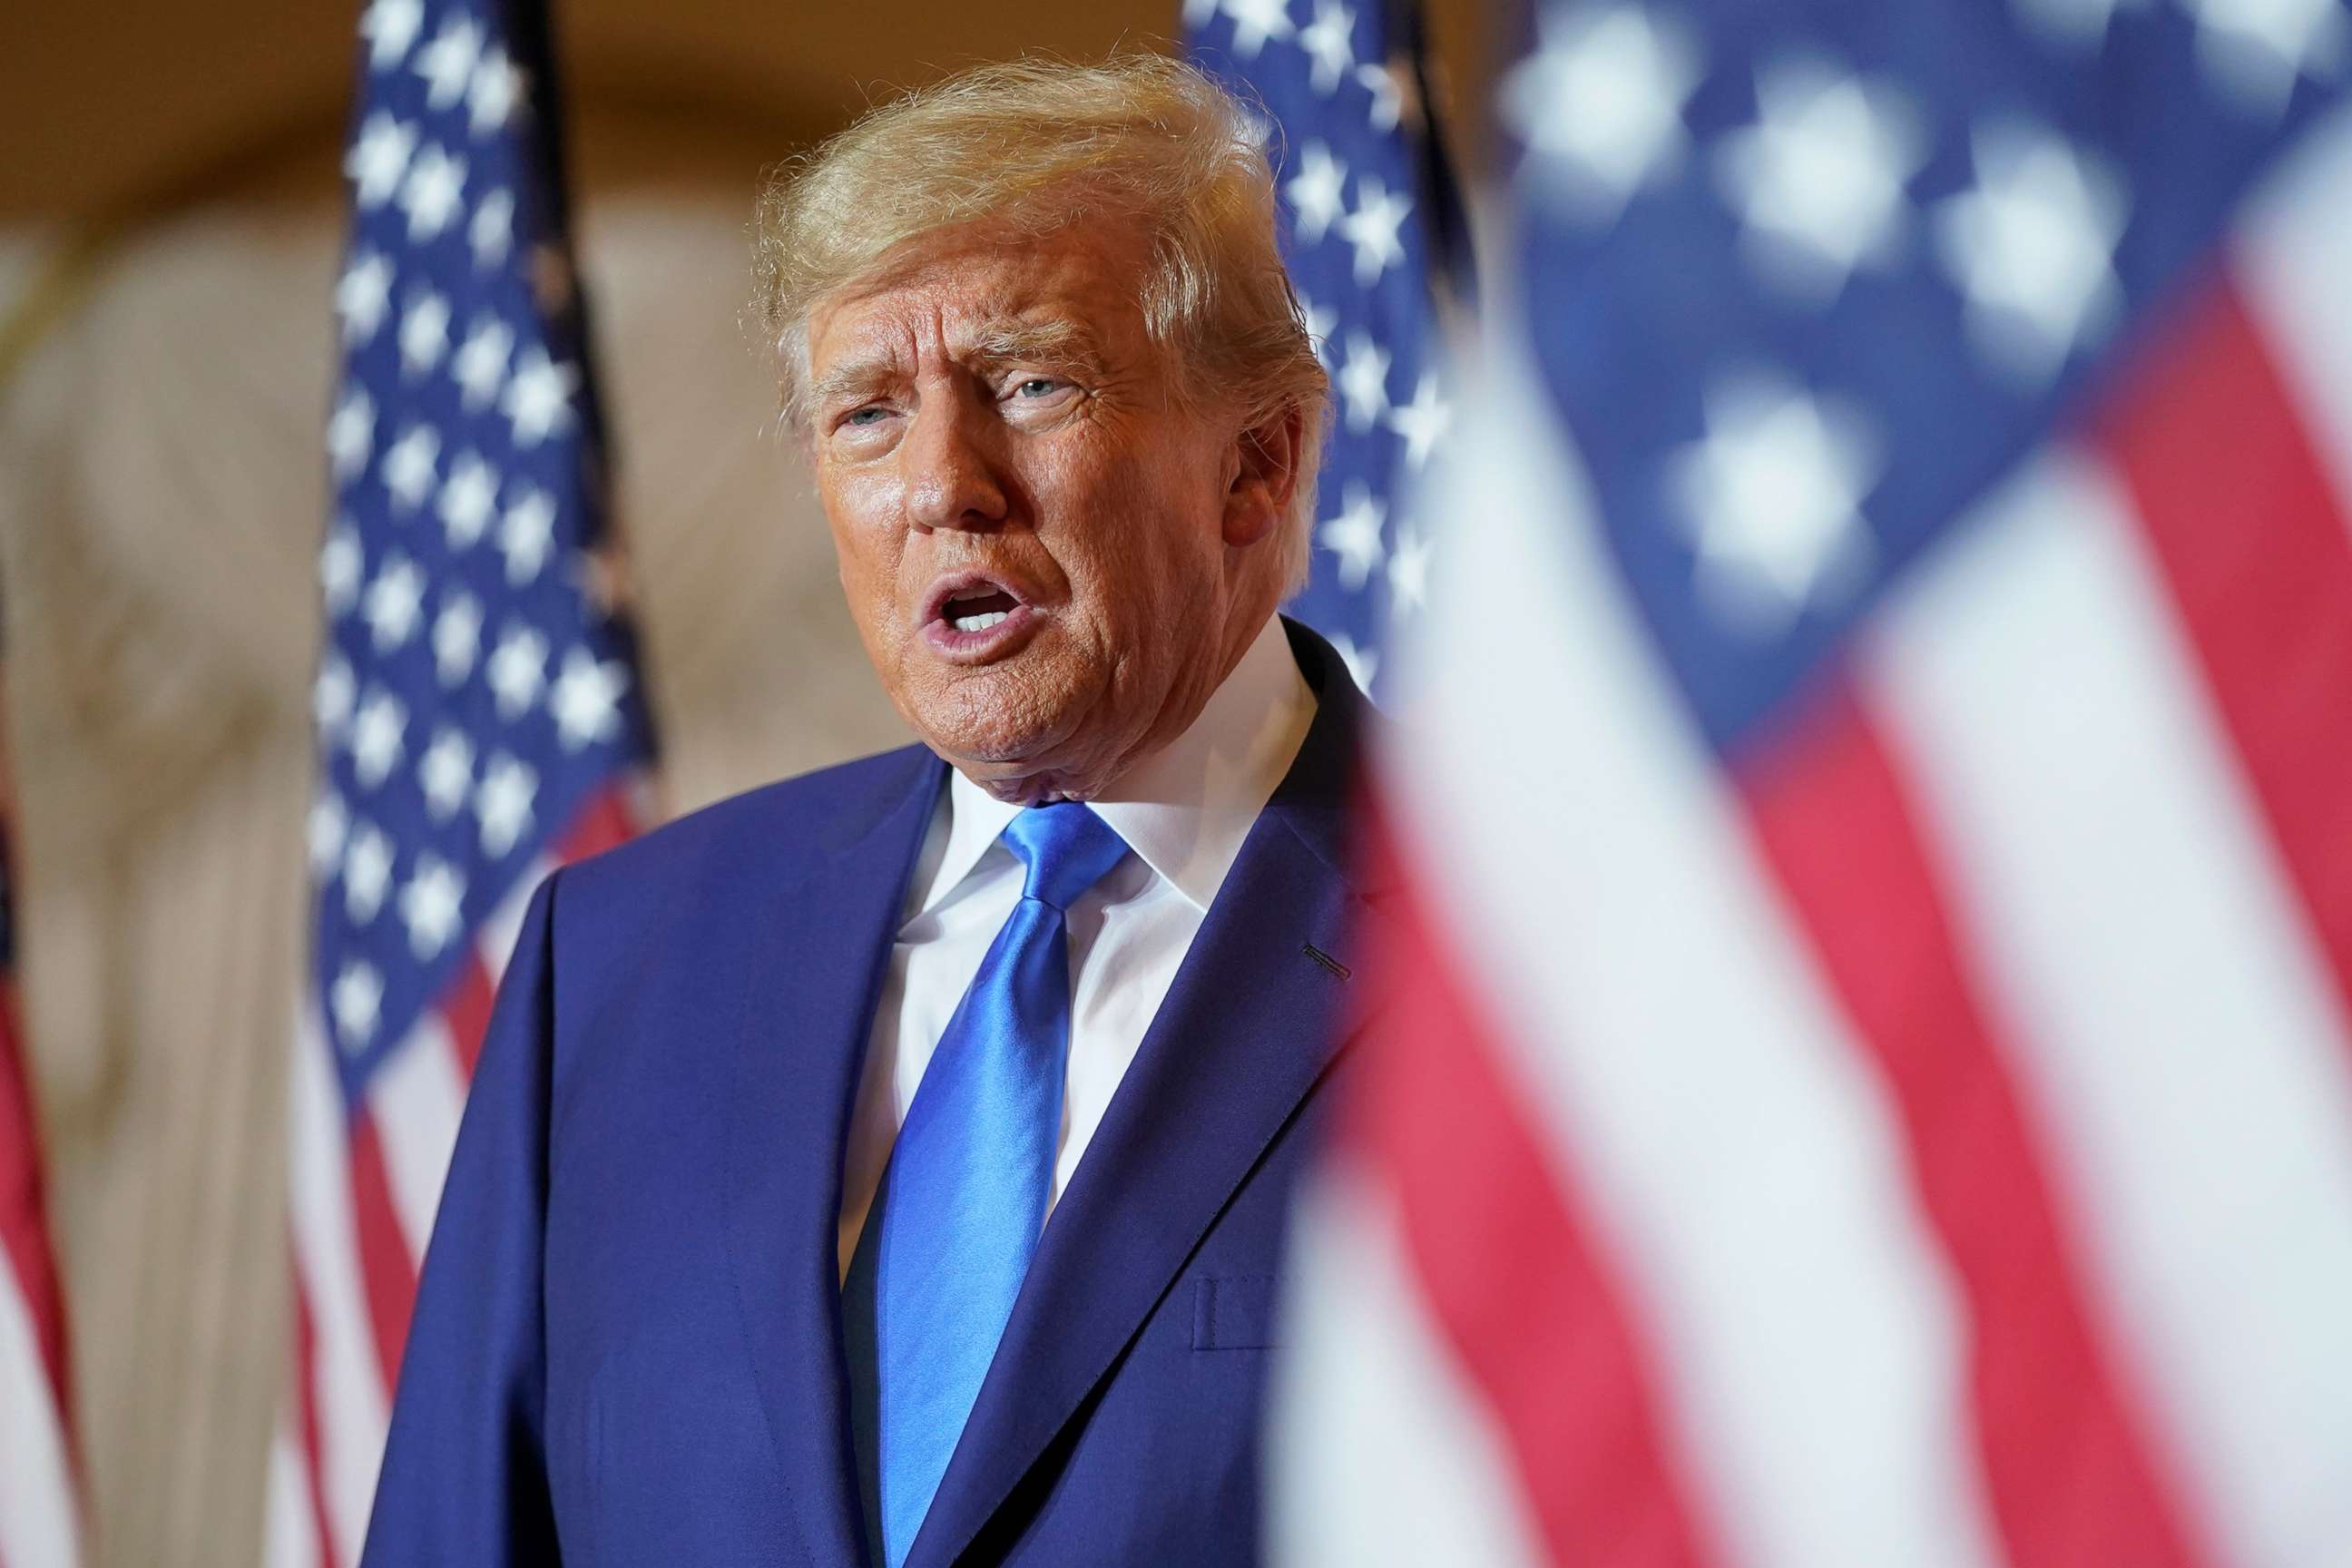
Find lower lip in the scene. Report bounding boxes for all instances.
[923,603,1041,663]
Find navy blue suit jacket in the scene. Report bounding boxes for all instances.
[361,620,1386,1566]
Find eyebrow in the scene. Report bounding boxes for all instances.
[808,316,1112,411]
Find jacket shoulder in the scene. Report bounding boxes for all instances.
[554,742,936,916]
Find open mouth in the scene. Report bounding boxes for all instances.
[920,572,1041,662]
[940,585,1019,632]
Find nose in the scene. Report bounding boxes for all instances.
[901,384,1009,534]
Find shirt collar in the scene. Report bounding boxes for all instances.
[915,615,1317,916]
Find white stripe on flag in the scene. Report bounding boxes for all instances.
[289,1008,391,1568]
[0,1248,80,1568]
[2237,103,2352,520]
[1868,448,2352,1568]
[265,1423,323,1568]
[1267,1166,1547,1568]
[368,1018,470,1256]
[1387,358,2005,1568]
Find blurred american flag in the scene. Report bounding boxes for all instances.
[1,783,80,1568]
[270,0,651,1560]
[1277,2,2352,1565]
[1185,0,1465,693]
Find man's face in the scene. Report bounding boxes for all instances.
[803,215,1292,801]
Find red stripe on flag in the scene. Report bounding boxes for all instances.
[2098,276,2352,1034]
[555,781,636,864]
[442,955,497,1083]
[1353,803,1718,1568]
[0,991,72,1427]
[345,1110,419,1398]
[1740,681,2211,1568]
[292,1272,343,1568]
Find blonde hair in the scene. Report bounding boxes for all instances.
[751,54,1330,588]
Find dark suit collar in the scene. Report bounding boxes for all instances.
[907,612,1384,1568]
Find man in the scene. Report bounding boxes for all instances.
[363,54,1386,1567]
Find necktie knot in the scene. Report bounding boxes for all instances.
[999,802,1128,912]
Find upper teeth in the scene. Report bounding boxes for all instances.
[951,610,1008,632]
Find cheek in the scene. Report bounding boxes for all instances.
[821,478,908,621]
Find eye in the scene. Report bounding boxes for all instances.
[1013,377,1063,398]
[843,405,888,426]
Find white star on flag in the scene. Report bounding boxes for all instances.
[437,452,500,548]
[346,113,417,209]
[336,251,395,346]
[452,314,514,409]
[1319,482,1389,589]
[1356,61,1405,132]
[433,591,484,687]
[328,385,377,480]
[413,16,483,110]
[329,959,385,1048]
[349,688,409,789]
[308,790,349,880]
[1935,120,2128,385]
[397,143,468,242]
[1504,3,1703,224]
[485,624,550,720]
[1338,173,1414,286]
[499,487,558,583]
[313,654,357,745]
[475,753,539,858]
[1386,373,1453,469]
[343,824,396,924]
[470,188,515,270]
[468,45,527,134]
[1670,371,1881,635]
[1386,520,1432,614]
[380,423,442,512]
[1337,330,1393,432]
[2184,0,2348,116]
[1299,0,1358,93]
[358,0,423,70]
[361,552,426,652]
[321,522,364,616]
[418,727,476,821]
[501,348,578,447]
[1287,142,1351,244]
[398,288,452,378]
[1220,0,1295,59]
[397,855,467,960]
[550,647,632,751]
[1715,57,1926,301]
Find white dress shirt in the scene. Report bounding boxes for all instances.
[837,615,1318,1279]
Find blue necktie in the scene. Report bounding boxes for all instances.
[843,801,1130,1567]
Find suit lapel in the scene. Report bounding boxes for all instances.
[722,749,946,1568]
[908,629,1387,1568]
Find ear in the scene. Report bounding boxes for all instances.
[1220,403,1306,550]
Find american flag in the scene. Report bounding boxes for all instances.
[0,790,80,1568]
[270,0,651,1559]
[1184,0,1464,694]
[1276,3,2352,1565]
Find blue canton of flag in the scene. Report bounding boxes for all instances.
[1186,0,1464,696]
[1503,0,2352,759]
[312,0,652,1099]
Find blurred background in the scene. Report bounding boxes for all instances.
[0,4,1488,1562]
